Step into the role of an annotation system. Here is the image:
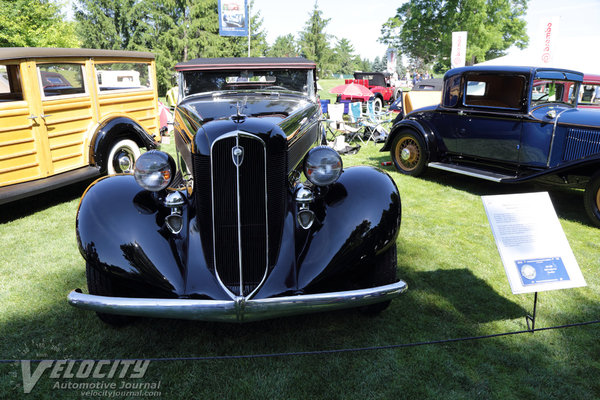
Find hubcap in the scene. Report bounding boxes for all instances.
[596,188,600,211]
[115,149,134,173]
[395,137,420,171]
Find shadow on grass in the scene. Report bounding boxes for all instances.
[376,159,593,227]
[406,268,526,323]
[0,179,95,224]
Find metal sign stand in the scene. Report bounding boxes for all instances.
[525,292,538,332]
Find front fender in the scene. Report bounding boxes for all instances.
[294,166,402,290]
[76,175,227,299]
[380,117,438,158]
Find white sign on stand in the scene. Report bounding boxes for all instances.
[482,192,586,294]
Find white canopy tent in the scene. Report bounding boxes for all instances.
[476,36,600,75]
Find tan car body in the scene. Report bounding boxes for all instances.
[0,47,160,203]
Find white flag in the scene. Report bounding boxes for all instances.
[451,31,468,68]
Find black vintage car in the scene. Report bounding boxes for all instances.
[383,66,600,226]
[69,57,407,324]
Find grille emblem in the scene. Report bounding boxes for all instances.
[232,145,244,166]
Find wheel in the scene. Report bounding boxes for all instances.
[373,97,383,113]
[86,262,134,326]
[106,139,141,175]
[390,130,427,176]
[362,244,398,315]
[584,172,600,227]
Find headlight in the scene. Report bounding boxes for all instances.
[133,150,175,191]
[303,146,343,186]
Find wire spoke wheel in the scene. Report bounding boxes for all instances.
[390,131,427,176]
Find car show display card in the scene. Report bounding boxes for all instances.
[482,192,586,294]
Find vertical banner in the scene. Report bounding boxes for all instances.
[451,31,467,68]
[535,17,560,65]
[386,48,397,74]
[218,0,248,37]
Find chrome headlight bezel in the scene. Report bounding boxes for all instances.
[133,150,176,192]
[303,145,343,187]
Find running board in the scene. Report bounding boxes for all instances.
[428,162,516,182]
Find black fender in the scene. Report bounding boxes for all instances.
[90,117,159,172]
[77,175,230,299]
[380,116,440,161]
[293,166,401,291]
[76,166,401,300]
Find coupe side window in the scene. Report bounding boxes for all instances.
[0,64,23,101]
[38,63,86,97]
[464,74,525,109]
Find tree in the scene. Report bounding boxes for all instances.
[298,2,333,77]
[356,58,372,72]
[74,0,269,94]
[0,0,79,47]
[268,34,299,57]
[332,38,358,75]
[379,0,529,72]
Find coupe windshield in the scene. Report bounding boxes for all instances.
[182,68,314,98]
[532,79,578,106]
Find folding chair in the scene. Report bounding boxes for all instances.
[363,100,391,143]
[348,101,367,144]
[325,103,362,144]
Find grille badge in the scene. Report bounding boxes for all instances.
[232,145,244,166]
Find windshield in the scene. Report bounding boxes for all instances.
[532,79,578,106]
[181,68,315,98]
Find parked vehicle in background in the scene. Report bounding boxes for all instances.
[0,47,161,205]
[577,74,600,108]
[69,57,407,324]
[382,65,600,226]
[389,78,443,120]
[339,72,400,112]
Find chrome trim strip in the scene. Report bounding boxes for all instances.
[68,280,407,323]
[235,134,243,296]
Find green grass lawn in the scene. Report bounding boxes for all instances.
[1,142,599,399]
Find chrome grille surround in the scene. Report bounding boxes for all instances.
[210,131,269,299]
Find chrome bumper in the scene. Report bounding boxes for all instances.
[68,281,407,323]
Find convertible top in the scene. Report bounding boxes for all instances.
[0,47,155,61]
[175,57,316,71]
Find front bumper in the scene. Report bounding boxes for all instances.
[68,281,407,323]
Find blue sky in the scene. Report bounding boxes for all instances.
[253,0,600,62]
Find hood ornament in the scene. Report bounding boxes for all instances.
[232,145,244,167]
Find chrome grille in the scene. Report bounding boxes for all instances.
[563,128,600,161]
[212,133,267,297]
[193,130,287,298]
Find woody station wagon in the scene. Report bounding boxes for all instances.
[0,47,161,204]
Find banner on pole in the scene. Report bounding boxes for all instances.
[386,48,397,74]
[451,31,467,68]
[535,16,560,65]
[218,0,248,37]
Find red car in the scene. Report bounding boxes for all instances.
[579,74,600,108]
[340,72,400,112]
